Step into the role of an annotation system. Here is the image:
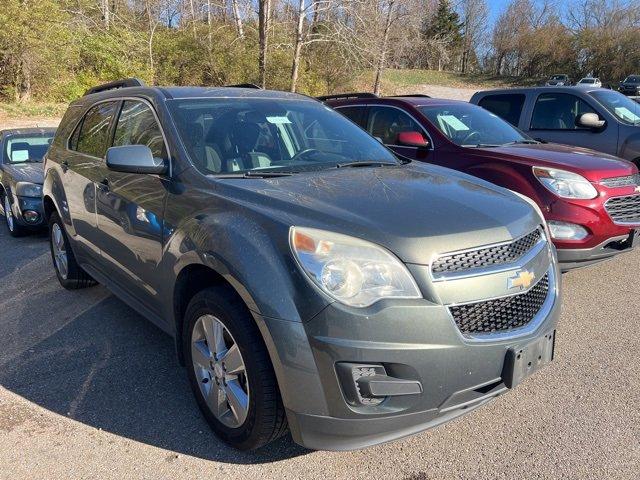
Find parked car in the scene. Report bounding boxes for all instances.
[545,74,572,86]
[43,79,560,451]
[324,94,640,270]
[471,87,640,164]
[577,77,602,88]
[619,75,640,96]
[0,127,56,236]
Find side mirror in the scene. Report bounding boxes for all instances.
[576,113,605,130]
[397,131,430,148]
[106,145,167,174]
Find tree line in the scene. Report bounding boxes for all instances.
[1,0,639,103]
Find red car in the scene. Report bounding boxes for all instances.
[323,93,640,270]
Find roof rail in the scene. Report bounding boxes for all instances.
[390,94,431,98]
[316,92,379,101]
[224,83,262,89]
[84,78,146,96]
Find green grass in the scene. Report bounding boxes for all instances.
[357,69,540,94]
[0,102,67,118]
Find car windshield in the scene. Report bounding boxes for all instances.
[419,104,530,147]
[580,79,595,84]
[590,90,640,125]
[4,134,54,164]
[167,98,399,175]
[551,75,566,80]
[624,76,640,83]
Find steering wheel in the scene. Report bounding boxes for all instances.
[290,148,321,163]
[461,131,481,145]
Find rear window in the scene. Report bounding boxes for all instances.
[477,94,525,127]
[4,134,54,163]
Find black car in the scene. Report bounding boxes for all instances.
[0,127,56,236]
[545,74,572,86]
[619,75,640,97]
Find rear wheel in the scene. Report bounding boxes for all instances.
[3,193,26,237]
[184,286,288,450]
[48,211,96,289]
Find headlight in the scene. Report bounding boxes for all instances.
[15,182,43,197]
[290,226,421,307]
[532,167,597,199]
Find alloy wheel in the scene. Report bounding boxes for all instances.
[51,223,68,280]
[191,314,250,428]
[4,196,14,232]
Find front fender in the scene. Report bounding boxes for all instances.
[618,130,640,163]
[42,164,74,232]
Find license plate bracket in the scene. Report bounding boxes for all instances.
[502,330,555,389]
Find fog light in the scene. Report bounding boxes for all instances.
[22,210,40,223]
[548,220,588,240]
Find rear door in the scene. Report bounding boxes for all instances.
[94,99,169,313]
[526,92,617,154]
[65,101,120,260]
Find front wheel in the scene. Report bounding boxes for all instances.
[3,193,26,237]
[48,211,96,289]
[184,286,288,450]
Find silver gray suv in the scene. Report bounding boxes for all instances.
[43,80,561,451]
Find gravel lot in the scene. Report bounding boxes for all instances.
[0,221,639,480]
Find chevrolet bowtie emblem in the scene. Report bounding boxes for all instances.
[508,270,535,291]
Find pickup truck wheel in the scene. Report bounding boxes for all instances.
[48,212,97,289]
[184,287,288,450]
[3,193,26,237]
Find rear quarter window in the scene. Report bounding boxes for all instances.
[477,94,525,127]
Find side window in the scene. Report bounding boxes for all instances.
[75,102,118,157]
[336,106,367,128]
[478,94,525,127]
[368,106,426,146]
[113,100,167,160]
[531,93,597,130]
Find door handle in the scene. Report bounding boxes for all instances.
[98,178,110,192]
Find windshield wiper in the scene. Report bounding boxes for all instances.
[502,140,539,146]
[462,143,501,148]
[213,171,294,179]
[335,161,399,168]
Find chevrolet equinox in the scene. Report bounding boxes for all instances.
[43,79,561,451]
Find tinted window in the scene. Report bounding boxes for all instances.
[420,104,529,147]
[478,94,525,127]
[167,98,397,175]
[76,102,118,157]
[113,101,167,159]
[336,106,367,128]
[367,106,426,146]
[531,93,597,130]
[4,134,54,163]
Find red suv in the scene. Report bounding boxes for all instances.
[323,93,640,270]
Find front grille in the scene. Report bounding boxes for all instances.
[604,195,640,225]
[600,174,640,188]
[449,274,549,335]
[432,229,542,275]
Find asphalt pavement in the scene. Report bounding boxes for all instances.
[0,225,638,479]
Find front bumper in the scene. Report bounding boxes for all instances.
[262,273,561,450]
[556,231,638,271]
[11,194,45,228]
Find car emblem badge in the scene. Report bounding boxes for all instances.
[508,270,535,291]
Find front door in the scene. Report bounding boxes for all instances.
[95,100,169,313]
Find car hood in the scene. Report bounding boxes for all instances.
[217,163,541,265]
[1,163,44,184]
[475,143,635,181]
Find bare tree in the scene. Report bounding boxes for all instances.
[258,0,272,87]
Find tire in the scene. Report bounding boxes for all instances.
[48,211,97,289]
[3,192,26,237]
[183,286,288,450]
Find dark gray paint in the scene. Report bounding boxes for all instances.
[43,86,561,450]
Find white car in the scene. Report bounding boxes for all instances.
[577,77,602,88]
